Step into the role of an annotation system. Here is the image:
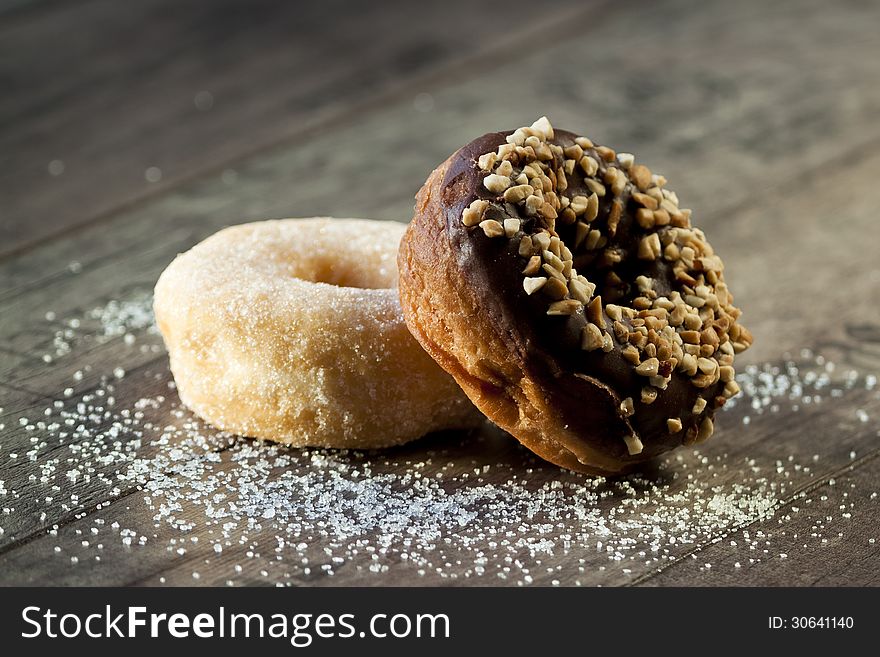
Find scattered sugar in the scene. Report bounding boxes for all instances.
[39,292,159,363]
[3,296,879,585]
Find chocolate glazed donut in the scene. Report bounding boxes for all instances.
[398,117,752,475]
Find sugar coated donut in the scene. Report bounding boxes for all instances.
[155,218,479,448]
[398,117,752,474]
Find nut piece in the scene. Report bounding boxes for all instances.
[629,164,652,190]
[634,358,660,377]
[696,416,714,443]
[484,174,511,193]
[504,184,533,204]
[462,199,489,226]
[620,397,635,417]
[568,278,594,304]
[581,323,605,351]
[530,115,554,140]
[623,435,644,456]
[479,219,505,238]
[579,155,599,176]
[724,380,741,398]
[477,152,497,171]
[547,299,582,316]
[586,296,605,329]
[522,255,542,276]
[641,387,658,404]
[504,218,522,238]
[667,418,683,433]
[543,277,569,300]
[638,233,662,260]
[523,277,547,295]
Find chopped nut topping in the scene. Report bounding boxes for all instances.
[679,353,698,376]
[462,199,489,226]
[467,116,750,437]
[497,160,514,176]
[547,299,582,316]
[595,146,616,162]
[635,208,655,229]
[697,357,717,375]
[569,195,588,215]
[477,152,497,171]
[579,155,599,176]
[586,296,605,329]
[620,397,635,417]
[690,372,715,388]
[667,418,683,433]
[523,277,547,295]
[632,191,658,210]
[583,177,606,197]
[638,233,662,260]
[617,152,635,169]
[533,231,551,252]
[480,219,505,238]
[723,380,741,398]
[585,193,599,222]
[719,365,735,382]
[503,218,521,238]
[530,115,554,140]
[635,358,660,377]
[584,228,602,250]
[629,164,652,190]
[696,416,714,443]
[623,435,644,456]
[641,387,658,404]
[581,323,604,351]
[543,277,568,300]
[522,255,542,276]
[568,278,594,304]
[483,174,511,193]
[542,263,565,281]
[607,199,623,235]
[504,184,533,203]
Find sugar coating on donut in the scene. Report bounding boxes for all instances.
[459,117,752,457]
[154,218,479,448]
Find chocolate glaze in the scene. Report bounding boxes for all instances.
[441,130,725,466]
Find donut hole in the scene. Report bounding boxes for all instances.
[278,250,399,290]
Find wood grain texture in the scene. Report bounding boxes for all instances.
[0,0,587,258]
[1,0,879,586]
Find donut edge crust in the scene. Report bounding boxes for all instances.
[399,164,631,475]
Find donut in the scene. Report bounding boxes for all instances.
[154,217,479,449]
[398,117,752,474]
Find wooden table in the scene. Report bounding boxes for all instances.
[1,0,879,587]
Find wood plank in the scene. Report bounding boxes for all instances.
[637,456,880,586]
[0,0,587,257]
[2,0,880,585]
